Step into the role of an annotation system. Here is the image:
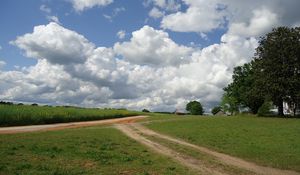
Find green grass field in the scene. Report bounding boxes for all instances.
[146,115,300,172]
[2,110,300,174]
[0,104,141,126]
[0,126,193,175]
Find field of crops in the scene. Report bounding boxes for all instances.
[0,104,141,126]
[146,115,300,172]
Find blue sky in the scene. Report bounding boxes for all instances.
[0,0,224,71]
[0,0,299,111]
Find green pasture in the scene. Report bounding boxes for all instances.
[0,126,192,175]
[146,114,300,172]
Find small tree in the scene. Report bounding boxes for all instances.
[221,93,239,115]
[142,109,150,113]
[186,101,204,115]
[257,101,273,116]
[211,106,222,115]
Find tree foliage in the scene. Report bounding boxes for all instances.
[223,26,300,116]
[254,27,300,116]
[211,106,222,115]
[257,101,273,116]
[223,61,264,114]
[186,101,204,115]
[220,93,239,115]
[142,109,150,113]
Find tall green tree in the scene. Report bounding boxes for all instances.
[186,101,204,115]
[254,27,300,116]
[223,61,264,114]
[220,93,239,115]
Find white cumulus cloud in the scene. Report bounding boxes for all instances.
[114,25,193,67]
[7,23,257,111]
[161,1,226,33]
[228,7,279,37]
[70,0,113,12]
[10,22,94,65]
[161,0,300,36]
[149,7,164,18]
[4,0,300,112]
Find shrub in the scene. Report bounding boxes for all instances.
[257,101,272,116]
[142,109,150,113]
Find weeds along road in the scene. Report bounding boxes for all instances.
[0,115,148,134]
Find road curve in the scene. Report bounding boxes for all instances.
[126,123,300,175]
[0,115,148,134]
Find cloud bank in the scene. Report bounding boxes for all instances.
[2,22,256,111]
[2,0,300,112]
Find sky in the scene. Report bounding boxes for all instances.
[0,0,300,112]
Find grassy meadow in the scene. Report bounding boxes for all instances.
[0,104,141,126]
[0,126,193,175]
[1,107,300,174]
[146,114,300,172]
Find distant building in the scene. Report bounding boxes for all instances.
[215,110,226,116]
[174,109,186,115]
[271,101,300,116]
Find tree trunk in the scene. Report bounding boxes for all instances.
[252,107,259,114]
[278,99,284,116]
[293,102,297,116]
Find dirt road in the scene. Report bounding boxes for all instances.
[1,116,299,175]
[0,115,148,134]
[116,123,300,175]
[116,124,227,175]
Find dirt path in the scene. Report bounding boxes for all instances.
[127,123,300,175]
[0,116,148,134]
[115,124,227,175]
[2,116,299,175]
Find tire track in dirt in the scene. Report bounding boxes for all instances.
[130,123,300,175]
[115,124,227,175]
